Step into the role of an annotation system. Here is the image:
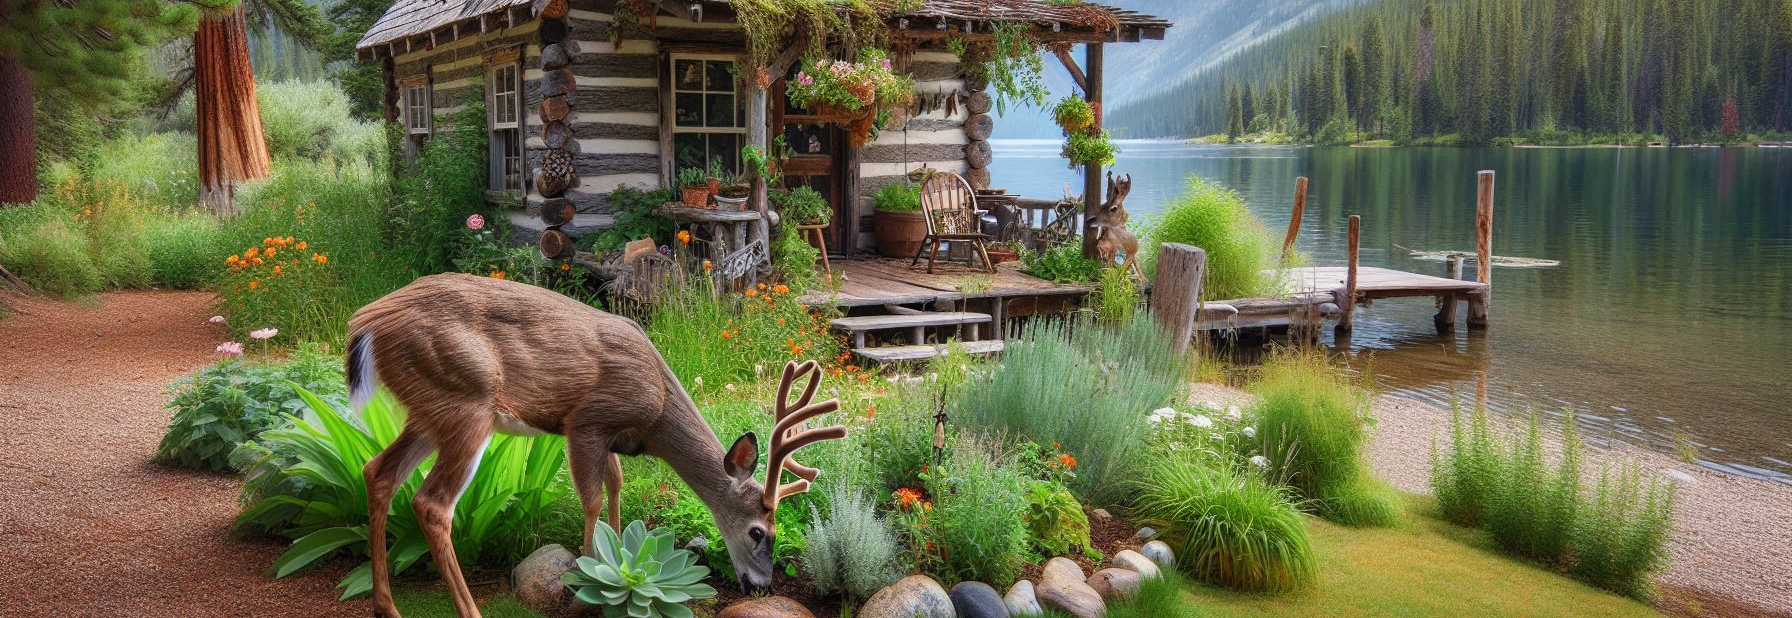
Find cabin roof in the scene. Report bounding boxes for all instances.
[357,0,1170,56]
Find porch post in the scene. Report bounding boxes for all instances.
[747,85,769,217]
[1081,42,1104,259]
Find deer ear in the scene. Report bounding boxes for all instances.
[724,432,759,482]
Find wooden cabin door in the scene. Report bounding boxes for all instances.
[775,78,850,254]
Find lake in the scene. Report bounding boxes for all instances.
[990,139,1792,484]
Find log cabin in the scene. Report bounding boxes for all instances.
[354,0,1170,260]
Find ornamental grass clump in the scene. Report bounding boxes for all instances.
[1247,351,1400,527]
[801,484,903,600]
[1145,177,1279,300]
[1131,448,1317,592]
[562,520,716,618]
[899,437,1032,587]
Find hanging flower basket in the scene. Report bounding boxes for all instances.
[789,49,914,144]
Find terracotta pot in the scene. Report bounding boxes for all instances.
[986,247,1020,264]
[681,186,712,208]
[874,209,926,258]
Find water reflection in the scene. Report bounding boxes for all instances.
[990,140,1792,483]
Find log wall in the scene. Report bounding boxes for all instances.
[857,49,972,251]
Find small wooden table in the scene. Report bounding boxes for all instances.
[660,204,770,289]
[796,222,831,277]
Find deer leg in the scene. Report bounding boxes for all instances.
[603,453,623,533]
[410,427,492,618]
[366,426,433,618]
[567,436,622,555]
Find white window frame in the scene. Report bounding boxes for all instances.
[489,63,520,130]
[487,60,524,191]
[668,53,745,176]
[403,82,432,134]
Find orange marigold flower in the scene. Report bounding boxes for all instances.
[757,283,767,291]
[248,280,261,290]
[858,374,870,382]
[773,284,790,295]
[273,265,284,276]
[284,236,295,246]
[894,487,923,510]
[251,257,265,266]
[1058,453,1078,469]
[244,247,260,259]
[265,247,277,257]
[296,241,307,251]
[676,230,692,244]
[263,237,275,246]
[702,259,713,270]
[560,261,571,272]
[226,255,239,265]
[721,330,734,339]
[746,289,758,297]
[845,365,860,373]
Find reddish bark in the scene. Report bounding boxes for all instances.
[195,8,272,214]
[0,55,37,205]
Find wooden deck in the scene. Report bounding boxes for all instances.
[1199,266,1488,331]
[798,258,1093,308]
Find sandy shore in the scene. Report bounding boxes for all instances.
[1187,382,1792,618]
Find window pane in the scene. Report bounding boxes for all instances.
[674,133,706,172]
[785,123,833,156]
[705,94,735,128]
[676,60,704,90]
[705,60,734,92]
[707,133,739,174]
[675,93,703,127]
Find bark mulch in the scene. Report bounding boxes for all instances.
[0,290,360,618]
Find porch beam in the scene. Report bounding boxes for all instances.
[1051,47,1087,93]
[1081,42,1103,259]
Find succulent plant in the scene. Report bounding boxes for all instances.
[561,520,716,618]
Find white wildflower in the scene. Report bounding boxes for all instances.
[1250,455,1270,469]
[1187,414,1214,428]
[725,383,736,392]
[1225,405,1242,421]
[1242,426,1256,439]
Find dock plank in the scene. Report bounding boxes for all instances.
[855,340,1005,363]
[831,312,992,332]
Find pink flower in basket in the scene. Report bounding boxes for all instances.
[466,214,486,230]
[797,72,814,86]
[880,58,892,70]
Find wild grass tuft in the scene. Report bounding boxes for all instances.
[1132,447,1318,592]
[1247,352,1399,527]
[256,80,386,165]
[141,213,222,288]
[1572,462,1676,597]
[801,483,903,599]
[0,211,103,297]
[1144,177,1279,300]
[1104,570,1202,618]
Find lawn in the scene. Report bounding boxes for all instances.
[1179,496,1665,618]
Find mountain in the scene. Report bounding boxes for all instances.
[992,0,1369,138]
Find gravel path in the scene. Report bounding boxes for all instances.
[0,291,358,618]
[1188,382,1792,618]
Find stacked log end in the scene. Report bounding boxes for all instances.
[534,8,580,260]
[962,83,993,189]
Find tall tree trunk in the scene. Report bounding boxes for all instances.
[0,54,37,205]
[196,7,272,216]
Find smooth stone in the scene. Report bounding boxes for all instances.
[1086,568,1142,599]
[1135,526,1157,540]
[949,581,1009,618]
[512,544,578,617]
[1110,549,1161,580]
[1036,557,1105,618]
[1090,508,1112,521]
[1004,580,1043,616]
[859,574,954,618]
[716,595,816,618]
[685,535,709,551]
[1140,540,1176,569]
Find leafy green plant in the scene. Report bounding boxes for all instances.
[1144,177,1279,300]
[1023,481,1095,559]
[873,181,921,212]
[901,438,1032,587]
[561,520,716,618]
[586,185,676,253]
[240,386,573,599]
[1052,96,1095,132]
[1247,352,1399,527]
[772,186,830,225]
[1062,130,1117,167]
[770,222,823,293]
[1485,413,1582,562]
[1020,239,1101,283]
[1093,266,1139,324]
[157,348,344,471]
[257,80,385,165]
[802,484,903,599]
[1131,447,1317,592]
[391,92,488,275]
[141,213,222,288]
[675,166,710,189]
[0,211,102,297]
[1571,462,1676,597]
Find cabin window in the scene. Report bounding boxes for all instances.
[403,82,431,134]
[488,61,524,191]
[670,55,743,177]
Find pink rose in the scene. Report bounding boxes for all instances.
[466,214,485,230]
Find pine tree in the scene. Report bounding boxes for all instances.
[1227,82,1245,141]
[1361,16,1389,133]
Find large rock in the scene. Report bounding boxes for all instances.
[1110,549,1161,580]
[512,544,578,617]
[1086,568,1142,600]
[1140,540,1176,570]
[949,581,1008,618]
[716,596,816,618]
[1003,580,1042,616]
[1036,557,1105,618]
[859,574,954,618]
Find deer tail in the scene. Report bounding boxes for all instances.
[347,329,378,411]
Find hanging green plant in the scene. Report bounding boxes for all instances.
[1062,130,1117,168]
[954,23,1050,115]
[1053,96,1095,132]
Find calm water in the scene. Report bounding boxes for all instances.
[991,139,1792,483]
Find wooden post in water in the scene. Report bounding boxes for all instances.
[1151,243,1206,355]
[1281,176,1309,261]
[1337,214,1361,332]
[1436,254,1463,330]
[1468,171,1495,328]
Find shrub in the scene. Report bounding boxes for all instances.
[1023,480,1095,559]
[1246,352,1399,527]
[902,438,1032,587]
[86,132,198,210]
[585,185,675,253]
[156,348,344,471]
[1020,239,1101,283]
[770,222,823,292]
[257,80,385,165]
[241,386,573,598]
[1145,177,1278,300]
[1484,414,1582,561]
[801,484,903,599]
[1131,447,1317,592]
[1431,401,1501,526]
[141,213,222,288]
[1572,462,1676,597]
[0,213,102,297]
[872,181,920,212]
[561,520,716,618]
[391,95,489,275]
[956,313,1185,505]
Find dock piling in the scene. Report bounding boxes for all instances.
[1151,243,1206,354]
[1336,214,1361,332]
[1436,254,1463,330]
[1468,170,1495,328]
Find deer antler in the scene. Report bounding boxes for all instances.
[763,360,848,510]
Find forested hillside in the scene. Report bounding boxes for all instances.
[1110,0,1792,144]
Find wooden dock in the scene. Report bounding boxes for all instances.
[798,258,1092,310]
[1198,266,1487,331]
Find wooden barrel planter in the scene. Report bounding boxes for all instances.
[874,209,926,258]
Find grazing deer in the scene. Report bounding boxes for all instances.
[1092,171,1141,275]
[345,273,847,618]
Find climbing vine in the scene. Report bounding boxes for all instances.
[951,22,1049,116]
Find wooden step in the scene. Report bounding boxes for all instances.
[854,340,1005,363]
[829,312,992,332]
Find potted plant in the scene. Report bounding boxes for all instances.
[872,180,924,258]
[986,239,1022,265]
[786,48,915,145]
[771,186,830,226]
[676,167,712,208]
[1062,130,1118,169]
[714,172,752,210]
[1053,96,1095,133]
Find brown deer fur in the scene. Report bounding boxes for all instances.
[346,273,844,618]
[1093,171,1139,269]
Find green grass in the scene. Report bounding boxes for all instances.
[1178,496,1666,618]
[1144,177,1279,301]
[1247,353,1400,527]
[394,588,542,618]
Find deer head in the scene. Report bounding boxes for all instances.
[1095,170,1133,228]
[712,360,847,591]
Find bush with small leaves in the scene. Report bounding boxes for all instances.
[801,484,903,599]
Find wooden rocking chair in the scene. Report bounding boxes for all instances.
[910,171,996,273]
